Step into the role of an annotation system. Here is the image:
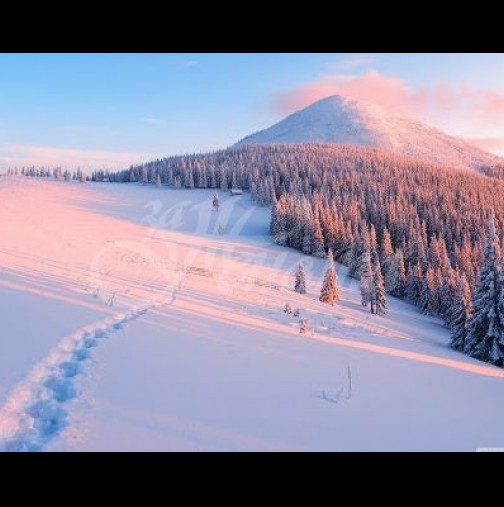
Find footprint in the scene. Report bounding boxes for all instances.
[83,337,97,348]
[44,377,77,403]
[59,361,80,378]
[27,400,67,436]
[73,349,90,362]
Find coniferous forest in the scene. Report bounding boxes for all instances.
[19,143,504,366]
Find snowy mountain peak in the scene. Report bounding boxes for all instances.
[235,95,503,171]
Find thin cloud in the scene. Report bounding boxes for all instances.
[0,144,157,170]
[181,59,198,68]
[328,54,376,72]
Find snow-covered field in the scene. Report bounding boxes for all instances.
[1,177,504,452]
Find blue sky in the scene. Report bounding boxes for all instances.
[0,53,503,169]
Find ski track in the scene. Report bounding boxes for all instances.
[0,305,152,452]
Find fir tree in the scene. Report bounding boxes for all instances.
[373,257,387,315]
[441,266,457,326]
[320,249,340,305]
[156,174,162,188]
[360,249,374,307]
[419,267,438,315]
[406,262,423,304]
[302,222,315,256]
[300,319,309,334]
[464,215,504,366]
[386,250,406,297]
[313,219,326,258]
[450,273,473,352]
[212,191,220,211]
[394,249,407,298]
[294,262,307,295]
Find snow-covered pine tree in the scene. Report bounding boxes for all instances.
[300,319,309,334]
[441,266,457,326]
[450,273,473,352]
[394,249,407,298]
[360,248,374,308]
[381,227,394,261]
[381,227,394,287]
[372,257,387,315]
[419,266,437,315]
[385,249,406,297]
[464,215,504,366]
[271,197,288,245]
[156,174,162,188]
[302,221,315,256]
[406,262,422,304]
[212,191,220,211]
[294,262,307,295]
[369,224,378,263]
[349,225,370,280]
[313,218,326,258]
[319,249,340,305]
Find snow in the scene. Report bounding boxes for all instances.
[235,95,503,171]
[1,177,504,452]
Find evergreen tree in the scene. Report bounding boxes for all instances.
[394,249,407,298]
[142,167,149,184]
[386,250,406,297]
[156,174,162,188]
[381,227,394,260]
[419,267,438,315]
[360,249,374,307]
[302,221,315,256]
[320,249,340,305]
[313,218,326,258]
[300,319,309,334]
[294,262,307,295]
[349,226,369,280]
[373,257,387,315]
[212,191,220,211]
[406,262,423,304]
[464,216,504,366]
[450,273,473,352]
[441,266,457,326]
[369,224,378,262]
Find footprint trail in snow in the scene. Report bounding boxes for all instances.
[0,306,150,452]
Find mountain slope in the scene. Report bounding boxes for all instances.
[1,178,504,451]
[235,95,503,171]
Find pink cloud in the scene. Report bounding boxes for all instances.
[273,70,416,115]
[0,144,157,170]
[272,69,504,156]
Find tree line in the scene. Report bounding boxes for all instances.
[16,143,504,366]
